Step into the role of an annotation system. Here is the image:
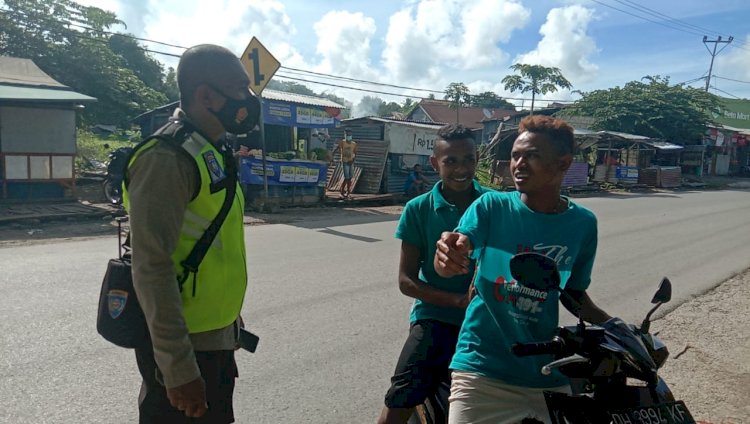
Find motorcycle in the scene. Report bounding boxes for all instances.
[102,146,133,205]
[408,380,450,424]
[508,252,696,424]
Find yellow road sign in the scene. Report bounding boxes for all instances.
[240,37,281,95]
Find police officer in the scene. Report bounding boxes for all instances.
[124,44,259,423]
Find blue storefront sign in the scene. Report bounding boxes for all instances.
[615,166,639,182]
[240,157,328,186]
[262,99,341,129]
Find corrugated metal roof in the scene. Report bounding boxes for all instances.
[0,84,96,102]
[262,89,345,108]
[643,140,684,150]
[0,57,67,88]
[709,123,750,136]
[599,130,651,140]
[345,116,444,130]
[408,99,517,129]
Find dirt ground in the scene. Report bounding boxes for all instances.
[0,203,747,423]
[654,269,750,424]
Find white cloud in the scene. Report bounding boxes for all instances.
[460,0,531,68]
[717,35,750,81]
[114,0,307,70]
[515,5,599,85]
[313,11,377,79]
[382,0,530,84]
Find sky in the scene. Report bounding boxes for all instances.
[77,0,750,113]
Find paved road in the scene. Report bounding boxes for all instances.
[0,189,749,423]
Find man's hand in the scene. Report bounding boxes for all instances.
[167,377,208,418]
[434,232,473,278]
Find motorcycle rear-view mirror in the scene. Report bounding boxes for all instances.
[640,277,672,334]
[651,277,672,304]
[509,252,560,291]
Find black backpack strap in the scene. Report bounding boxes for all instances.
[177,144,238,295]
[123,119,197,193]
[124,119,239,294]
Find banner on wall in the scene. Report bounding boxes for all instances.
[262,100,341,129]
[240,157,328,186]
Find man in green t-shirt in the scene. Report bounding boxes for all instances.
[434,116,613,423]
[377,124,491,424]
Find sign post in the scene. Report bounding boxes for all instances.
[240,37,280,211]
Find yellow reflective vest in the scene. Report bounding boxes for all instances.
[123,127,246,334]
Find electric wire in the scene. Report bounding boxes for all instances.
[713,76,750,85]
[589,0,750,52]
[616,0,724,37]
[709,86,741,99]
[2,5,747,100]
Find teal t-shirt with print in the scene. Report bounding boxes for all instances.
[449,191,598,388]
[395,180,492,327]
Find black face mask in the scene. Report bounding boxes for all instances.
[206,84,261,135]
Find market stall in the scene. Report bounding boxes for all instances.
[590,131,684,187]
[239,89,344,207]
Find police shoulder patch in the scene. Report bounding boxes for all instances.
[107,289,129,319]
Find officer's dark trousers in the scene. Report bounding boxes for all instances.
[135,345,238,424]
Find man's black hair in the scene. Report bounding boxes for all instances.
[437,123,475,142]
[177,44,241,108]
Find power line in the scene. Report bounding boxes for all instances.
[0,7,190,51]
[279,66,445,94]
[616,0,723,37]
[709,86,741,99]
[274,73,422,98]
[275,73,575,105]
[703,36,734,91]
[713,76,750,85]
[588,0,750,52]
[588,0,704,36]
[676,76,707,86]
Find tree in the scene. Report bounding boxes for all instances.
[501,64,571,114]
[470,91,515,110]
[444,82,471,123]
[0,0,168,126]
[320,92,351,119]
[163,67,179,102]
[266,80,317,96]
[378,101,402,118]
[400,97,419,116]
[354,96,385,118]
[564,76,720,144]
[108,33,165,91]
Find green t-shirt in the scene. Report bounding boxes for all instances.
[450,191,598,388]
[394,180,492,326]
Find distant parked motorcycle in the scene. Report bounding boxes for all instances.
[102,146,133,205]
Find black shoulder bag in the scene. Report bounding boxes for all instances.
[96,143,238,349]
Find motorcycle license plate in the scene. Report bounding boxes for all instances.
[608,401,695,424]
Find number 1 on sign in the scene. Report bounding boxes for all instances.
[247,48,264,86]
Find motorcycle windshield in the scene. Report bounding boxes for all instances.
[603,322,658,383]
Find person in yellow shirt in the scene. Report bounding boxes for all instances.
[333,128,358,199]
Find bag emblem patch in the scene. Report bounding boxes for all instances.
[107,289,129,319]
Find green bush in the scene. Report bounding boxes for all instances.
[475,162,504,190]
[75,129,133,175]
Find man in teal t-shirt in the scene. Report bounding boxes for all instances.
[377,124,491,424]
[435,116,613,424]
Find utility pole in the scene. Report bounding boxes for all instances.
[703,35,733,92]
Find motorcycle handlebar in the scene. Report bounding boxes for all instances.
[511,337,565,357]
